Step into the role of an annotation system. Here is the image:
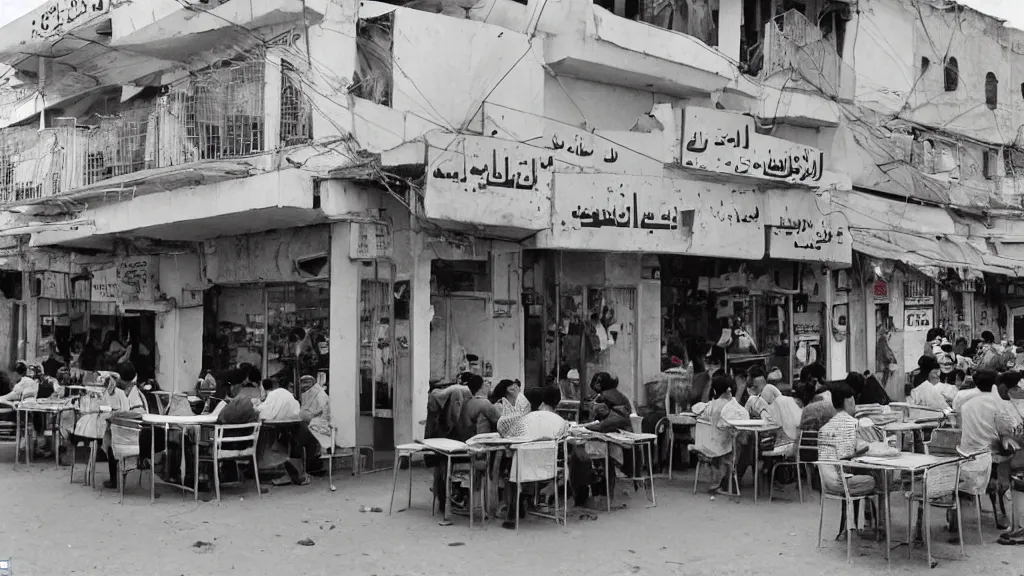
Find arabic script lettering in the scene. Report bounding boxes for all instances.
[568,192,685,231]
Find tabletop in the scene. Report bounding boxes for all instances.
[142,413,218,425]
[12,400,75,412]
[853,452,961,472]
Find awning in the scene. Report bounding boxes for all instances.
[850,229,1021,278]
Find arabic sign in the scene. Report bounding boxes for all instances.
[542,125,664,176]
[765,189,851,265]
[90,257,158,304]
[425,134,551,231]
[681,107,826,185]
[905,306,933,332]
[30,0,109,41]
[533,173,765,258]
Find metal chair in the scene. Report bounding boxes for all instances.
[905,457,966,563]
[924,428,988,548]
[197,422,263,503]
[768,430,818,503]
[510,440,564,533]
[109,419,147,504]
[814,459,879,564]
[690,419,740,497]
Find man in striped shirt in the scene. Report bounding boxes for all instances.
[818,382,876,537]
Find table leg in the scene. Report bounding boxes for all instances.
[53,414,61,468]
[753,431,760,504]
[605,448,611,512]
[646,441,656,507]
[13,408,20,468]
[25,413,32,465]
[469,452,475,530]
[150,425,156,504]
[923,471,934,568]
[907,473,914,559]
[883,472,891,564]
[444,455,453,523]
[193,425,200,503]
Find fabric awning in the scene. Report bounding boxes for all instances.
[850,229,1021,278]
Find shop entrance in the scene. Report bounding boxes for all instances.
[358,277,396,453]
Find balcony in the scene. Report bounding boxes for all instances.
[0,50,314,207]
[761,9,854,103]
[542,0,748,98]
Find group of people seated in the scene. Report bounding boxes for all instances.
[426,369,644,529]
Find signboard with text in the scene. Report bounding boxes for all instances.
[532,173,765,258]
[905,306,933,331]
[90,256,158,304]
[680,107,826,185]
[765,188,851,265]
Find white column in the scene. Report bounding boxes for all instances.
[329,222,360,448]
[719,0,742,62]
[408,231,432,442]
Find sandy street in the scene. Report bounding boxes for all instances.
[2,448,1024,576]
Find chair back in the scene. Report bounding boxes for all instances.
[925,428,961,456]
[693,419,716,456]
[797,430,819,464]
[510,440,559,483]
[110,420,142,460]
[213,422,261,459]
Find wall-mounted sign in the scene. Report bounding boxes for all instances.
[91,256,159,304]
[681,107,826,185]
[765,189,850,265]
[873,280,888,302]
[905,306,933,331]
[425,134,552,231]
[532,173,765,258]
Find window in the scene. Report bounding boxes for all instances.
[921,57,930,74]
[944,57,959,92]
[986,72,998,109]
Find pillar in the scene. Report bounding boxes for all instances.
[407,231,432,442]
[719,0,743,62]
[329,222,361,448]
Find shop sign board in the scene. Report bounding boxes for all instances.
[905,305,933,331]
[765,188,851,265]
[91,256,158,304]
[681,107,825,185]
[425,133,552,231]
[532,173,765,258]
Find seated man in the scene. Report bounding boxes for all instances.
[457,374,499,441]
[818,382,877,537]
[258,378,315,487]
[0,361,38,403]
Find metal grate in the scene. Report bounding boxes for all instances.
[183,51,267,160]
[762,9,856,102]
[280,60,313,147]
[83,102,159,185]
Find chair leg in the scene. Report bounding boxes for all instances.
[846,500,854,564]
[69,441,76,484]
[975,495,984,546]
[407,455,414,512]
[389,452,402,515]
[817,491,825,548]
[692,460,700,495]
[667,428,674,481]
[118,459,125,505]
[252,454,262,500]
[956,498,966,558]
[769,463,778,503]
[646,442,656,507]
[515,479,522,534]
[796,463,804,504]
[213,457,221,504]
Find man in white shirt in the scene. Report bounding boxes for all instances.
[258,379,313,486]
[257,379,300,421]
[0,362,38,403]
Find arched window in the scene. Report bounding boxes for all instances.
[986,72,998,109]
[944,57,959,92]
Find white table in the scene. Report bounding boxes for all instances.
[850,452,963,568]
[726,419,780,504]
[9,400,75,469]
[141,413,218,503]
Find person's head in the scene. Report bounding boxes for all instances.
[245,365,262,385]
[566,369,580,384]
[983,331,996,345]
[590,372,619,395]
[299,374,317,393]
[999,371,1022,390]
[937,353,955,375]
[808,363,827,386]
[747,365,767,395]
[262,378,278,392]
[541,386,561,411]
[706,346,725,370]
[711,375,735,400]
[830,382,856,415]
[524,387,545,411]
[918,355,940,384]
[116,361,137,389]
[760,384,781,404]
[973,369,997,393]
[14,361,27,377]
[464,373,487,396]
[926,328,944,344]
[491,379,521,404]
[844,371,866,394]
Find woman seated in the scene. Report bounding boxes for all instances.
[584,372,631,434]
[909,355,951,411]
[692,375,748,496]
[762,384,802,457]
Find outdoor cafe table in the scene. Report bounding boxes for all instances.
[725,419,780,504]
[140,413,218,503]
[569,427,658,510]
[844,452,963,568]
[7,399,75,469]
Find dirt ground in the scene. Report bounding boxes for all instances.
[2,446,1024,576]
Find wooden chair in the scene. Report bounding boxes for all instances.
[198,422,262,503]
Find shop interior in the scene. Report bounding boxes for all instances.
[429,259,493,385]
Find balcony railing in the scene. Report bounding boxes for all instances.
[762,9,854,102]
[0,48,314,205]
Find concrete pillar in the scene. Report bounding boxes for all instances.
[719,0,743,62]
[408,231,431,442]
[329,222,361,448]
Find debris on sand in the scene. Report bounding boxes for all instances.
[297,538,316,547]
[192,541,214,553]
